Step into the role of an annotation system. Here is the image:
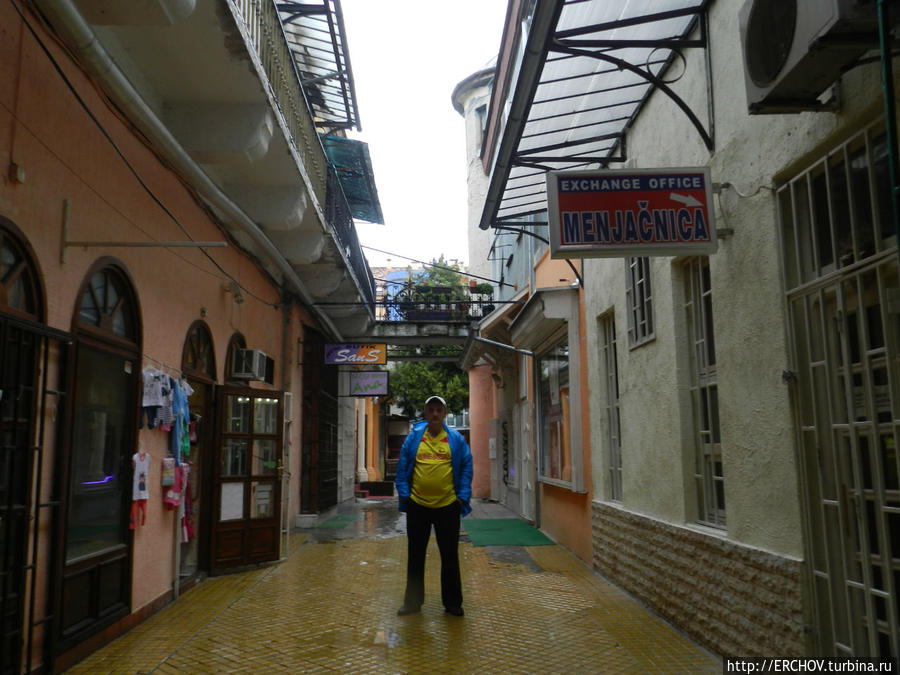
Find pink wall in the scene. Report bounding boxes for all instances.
[467,364,494,498]
[1,2,307,652]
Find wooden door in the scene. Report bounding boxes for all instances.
[211,387,283,570]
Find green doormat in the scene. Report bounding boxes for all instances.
[462,518,553,547]
[317,514,356,529]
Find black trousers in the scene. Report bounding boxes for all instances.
[403,499,462,610]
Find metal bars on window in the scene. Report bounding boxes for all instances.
[779,121,899,657]
[600,313,622,501]
[625,257,654,347]
[684,257,724,527]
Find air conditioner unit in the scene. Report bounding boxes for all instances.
[739,0,883,114]
[232,348,268,380]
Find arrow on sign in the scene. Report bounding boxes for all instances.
[670,193,703,207]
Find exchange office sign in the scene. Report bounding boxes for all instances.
[546,168,716,258]
[324,343,387,365]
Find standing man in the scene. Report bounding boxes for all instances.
[395,395,473,617]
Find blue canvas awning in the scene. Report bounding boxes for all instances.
[321,135,384,224]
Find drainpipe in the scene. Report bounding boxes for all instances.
[33,0,345,340]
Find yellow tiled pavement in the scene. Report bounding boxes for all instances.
[67,520,720,674]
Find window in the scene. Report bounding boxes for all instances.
[183,320,216,381]
[600,313,622,501]
[683,257,724,527]
[538,340,571,483]
[1,223,41,320]
[778,122,900,655]
[67,266,139,561]
[625,257,654,347]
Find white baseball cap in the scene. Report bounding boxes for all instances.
[424,395,446,408]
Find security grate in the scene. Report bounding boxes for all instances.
[779,122,899,657]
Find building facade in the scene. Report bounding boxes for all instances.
[464,0,899,659]
[1,0,379,671]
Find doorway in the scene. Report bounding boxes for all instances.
[211,387,283,570]
[780,123,899,656]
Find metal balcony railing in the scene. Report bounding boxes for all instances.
[325,167,376,308]
[230,0,375,310]
[376,285,496,322]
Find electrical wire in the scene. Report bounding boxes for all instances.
[10,0,280,308]
[362,245,512,288]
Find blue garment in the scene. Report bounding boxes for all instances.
[170,379,190,464]
[395,422,473,517]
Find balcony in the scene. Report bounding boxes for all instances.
[38,0,377,337]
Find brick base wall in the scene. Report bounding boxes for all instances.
[592,502,805,656]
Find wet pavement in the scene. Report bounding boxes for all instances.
[65,498,721,674]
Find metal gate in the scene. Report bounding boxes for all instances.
[780,123,899,656]
[0,316,67,674]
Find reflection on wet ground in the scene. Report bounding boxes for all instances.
[66,498,721,674]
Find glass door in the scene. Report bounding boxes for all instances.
[212,388,282,570]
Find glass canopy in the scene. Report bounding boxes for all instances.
[482,0,712,230]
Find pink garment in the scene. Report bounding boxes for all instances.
[163,465,183,509]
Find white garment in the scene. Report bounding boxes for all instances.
[142,368,167,407]
[132,452,151,500]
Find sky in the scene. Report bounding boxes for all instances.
[340,1,509,270]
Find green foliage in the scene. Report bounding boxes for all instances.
[387,254,470,417]
[389,359,468,418]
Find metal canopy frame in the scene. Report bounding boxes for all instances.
[277,0,360,134]
[482,0,714,231]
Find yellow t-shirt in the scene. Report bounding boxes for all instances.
[410,429,457,508]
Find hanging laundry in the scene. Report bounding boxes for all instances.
[163,464,183,509]
[180,463,194,543]
[140,367,167,429]
[130,450,151,529]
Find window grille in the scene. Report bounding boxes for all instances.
[778,122,899,656]
[625,257,654,347]
[683,257,724,527]
[600,313,622,501]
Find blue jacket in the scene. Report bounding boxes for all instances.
[395,422,473,517]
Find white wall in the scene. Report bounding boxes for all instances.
[584,0,889,558]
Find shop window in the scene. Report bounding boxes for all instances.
[537,340,571,483]
[66,265,139,561]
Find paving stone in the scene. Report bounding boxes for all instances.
[65,499,720,674]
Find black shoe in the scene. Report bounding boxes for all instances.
[444,606,464,616]
[397,605,420,616]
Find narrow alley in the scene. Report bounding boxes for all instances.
[65,499,719,674]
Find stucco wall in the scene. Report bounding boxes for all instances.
[583,0,895,656]
[468,364,495,498]
[2,0,305,627]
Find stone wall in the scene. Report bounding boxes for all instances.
[592,502,805,656]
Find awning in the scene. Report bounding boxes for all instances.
[509,287,578,352]
[321,135,384,224]
[480,0,713,231]
[277,0,360,134]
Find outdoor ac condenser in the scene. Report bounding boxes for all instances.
[739,0,884,114]
[232,348,269,380]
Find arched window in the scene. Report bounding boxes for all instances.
[183,320,216,382]
[0,222,42,321]
[77,266,137,340]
